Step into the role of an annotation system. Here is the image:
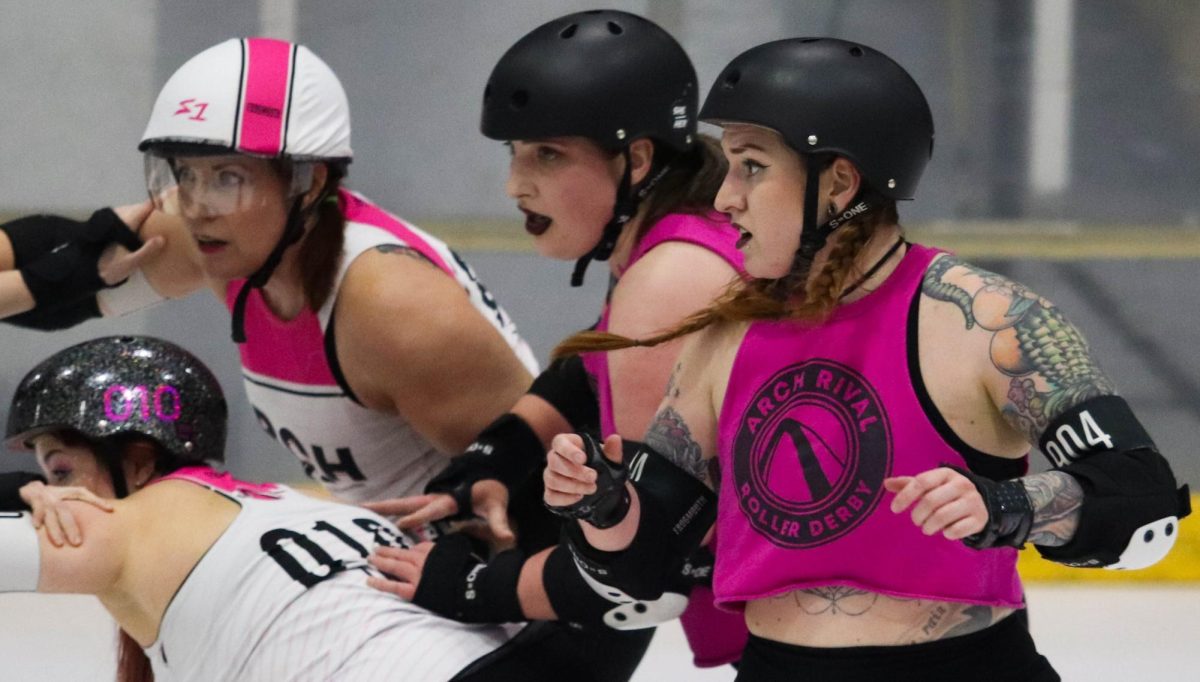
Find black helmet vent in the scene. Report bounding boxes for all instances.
[480,10,698,153]
[698,37,934,201]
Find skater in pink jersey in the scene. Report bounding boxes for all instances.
[543,37,1189,682]
[365,10,749,680]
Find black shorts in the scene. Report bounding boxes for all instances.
[452,470,655,682]
[736,610,1059,682]
[451,620,654,682]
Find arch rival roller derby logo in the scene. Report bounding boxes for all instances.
[733,359,892,548]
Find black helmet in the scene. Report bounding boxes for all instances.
[6,336,228,466]
[701,38,933,264]
[700,37,933,201]
[482,10,698,286]
[482,10,697,152]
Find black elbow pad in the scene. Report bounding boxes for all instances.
[528,355,599,433]
[1035,396,1190,569]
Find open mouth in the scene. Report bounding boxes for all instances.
[194,235,229,254]
[734,223,753,249]
[522,209,552,236]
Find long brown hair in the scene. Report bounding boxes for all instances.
[634,133,727,238]
[291,162,348,312]
[117,631,154,682]
[552,198,899,358]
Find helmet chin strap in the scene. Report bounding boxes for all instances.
[96,438,130,499]
[570,147,673,287]
[230,197,309,343]
[776,155,876,298]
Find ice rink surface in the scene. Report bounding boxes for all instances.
[1,585,1196,681]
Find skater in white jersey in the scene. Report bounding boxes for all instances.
[0,336,517,682]
[0,37,538,506]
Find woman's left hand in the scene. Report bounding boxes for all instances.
[884,467,987,541]
[366,541,435,600]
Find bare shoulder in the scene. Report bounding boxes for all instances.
[619,238,737,289]
[918,253,1115,443]
[333,246,459,380]
[611,240,738,329]
[332,244,531,440]
[339,243,449,307]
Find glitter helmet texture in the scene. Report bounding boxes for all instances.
[5,336,228,464]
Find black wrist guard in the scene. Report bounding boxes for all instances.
[410,534,525,624]
[950,466,1034,549]
[547,433,630,529]
[0,472,45,511]
[425,412,544,521]
[542,544,690,631]
[561,443,717,600]
[13,209,143,308]
[529,355,599,433]
[4,296,101,331]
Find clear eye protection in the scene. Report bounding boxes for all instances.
[144,153,314,217]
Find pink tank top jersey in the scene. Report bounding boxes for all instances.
[228,189,456,389]
[582,212,748,667]
[153,465,283,499]
[582,212,744,437]
[714,243,1025,610]
[226,189,537,503]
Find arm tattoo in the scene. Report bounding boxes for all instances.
[1021,470,1084,546]
[664,362,682,399]
[644,406,709,485]
[922,256,1116,443]
[373,244,437,267]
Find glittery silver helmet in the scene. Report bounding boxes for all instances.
[5,336,227,464]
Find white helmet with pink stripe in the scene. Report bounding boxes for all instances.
[140,38,353,344]
[140,37,352,161]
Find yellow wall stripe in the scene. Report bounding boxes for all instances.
[1019,495,1200,582]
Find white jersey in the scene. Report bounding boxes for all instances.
[144,468,513,682]
[230,189,538,503]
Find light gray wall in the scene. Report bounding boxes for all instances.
[0,2,1198,488]
[0,0,157,211]
[5,1,1200,222]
